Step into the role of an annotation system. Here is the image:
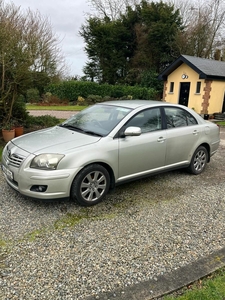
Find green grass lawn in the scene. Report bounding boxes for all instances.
[216,121,225,126]
[164,267,225,300]
[26,105,86,111]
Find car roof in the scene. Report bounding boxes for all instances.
[99,100,165,109]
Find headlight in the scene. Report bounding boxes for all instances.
[30,154,64,170]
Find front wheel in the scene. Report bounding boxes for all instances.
[71,164,110,206]
[187,146,208,175]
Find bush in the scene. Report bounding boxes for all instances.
[45,81,158,102]
[77,96,86,106]
[25,115,60,128]
[86,95,103,105]
[42,93,69,105]
[26,88,40,103]
[12,97,30,126]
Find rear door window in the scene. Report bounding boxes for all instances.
[164,107,197,128]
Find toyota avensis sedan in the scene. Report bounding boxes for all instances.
[1,100,220,206]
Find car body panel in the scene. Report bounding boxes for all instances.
[165,126,201,165]
[13,126,101,154]
[118,130,166,180]
[1,100,220,202]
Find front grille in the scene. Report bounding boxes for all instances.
[3,149,25,168]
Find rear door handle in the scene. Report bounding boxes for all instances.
[193,130,199,135]
[157,137,166,143]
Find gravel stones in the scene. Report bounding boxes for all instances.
[0,128,225,299]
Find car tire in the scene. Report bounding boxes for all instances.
[71,164,110,206]
[187,146,208,175]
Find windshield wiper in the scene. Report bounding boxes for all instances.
[83,130,103,137]
[59,124,103,136]
[59,124,84,132]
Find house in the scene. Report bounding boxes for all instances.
[158,55,225,115]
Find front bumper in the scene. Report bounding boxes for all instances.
[1,144,79,200]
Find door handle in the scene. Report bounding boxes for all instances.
[193,130,199,135]
[157,137,166,142]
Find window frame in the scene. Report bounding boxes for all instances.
[169,82,174,93]
[123,107,163,133]
[163,106,198,129]
[196,81,201,94]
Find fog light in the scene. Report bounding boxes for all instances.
[30,185,47,192]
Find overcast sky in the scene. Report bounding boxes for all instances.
[9,0,92,77]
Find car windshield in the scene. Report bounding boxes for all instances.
[59,104,132,136]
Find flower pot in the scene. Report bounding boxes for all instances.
[2,128,15,142]
[15,126,24,137]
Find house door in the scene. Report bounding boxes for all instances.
[179,82,190,106]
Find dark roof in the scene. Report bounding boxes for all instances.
[158,55,225,81]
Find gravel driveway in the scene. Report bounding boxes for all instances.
[28,110,77,119]
[0,126,225,300]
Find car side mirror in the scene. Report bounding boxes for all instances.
[124,126,141,136]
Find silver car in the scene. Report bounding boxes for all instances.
[1,100,220,206]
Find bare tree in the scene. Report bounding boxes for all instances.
[169,0,195,27]
[87,0,140,20]
[171,0,225,58]
[0,0,66,125]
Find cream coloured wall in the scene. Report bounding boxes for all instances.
[164,63,225,114]
[209,80,225,113]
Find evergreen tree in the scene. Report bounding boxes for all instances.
[80,0,183,85]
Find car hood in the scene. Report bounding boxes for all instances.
[12,126,101,154]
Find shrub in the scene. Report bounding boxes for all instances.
[42,93,69,105]
[25,115,60,128]
[45,81,158,102]
[12,97,30,126]
[86,95,102,105]
[102,96,113,102]
[26,88,40,103]
[77,96,86,106]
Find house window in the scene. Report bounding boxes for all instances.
[169,82,174,93]
[196,82,201,94]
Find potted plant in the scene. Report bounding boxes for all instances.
[1,121,15,142]
[15,125,24,137]
[13,119,24,137]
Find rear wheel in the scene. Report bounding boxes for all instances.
[71,164,110,206]
[188,146,208,174]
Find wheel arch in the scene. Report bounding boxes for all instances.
[71,161,115,192]
[95,162,115,189]
[198,143,210,162]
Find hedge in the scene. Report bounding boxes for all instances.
[45,81,158,102]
